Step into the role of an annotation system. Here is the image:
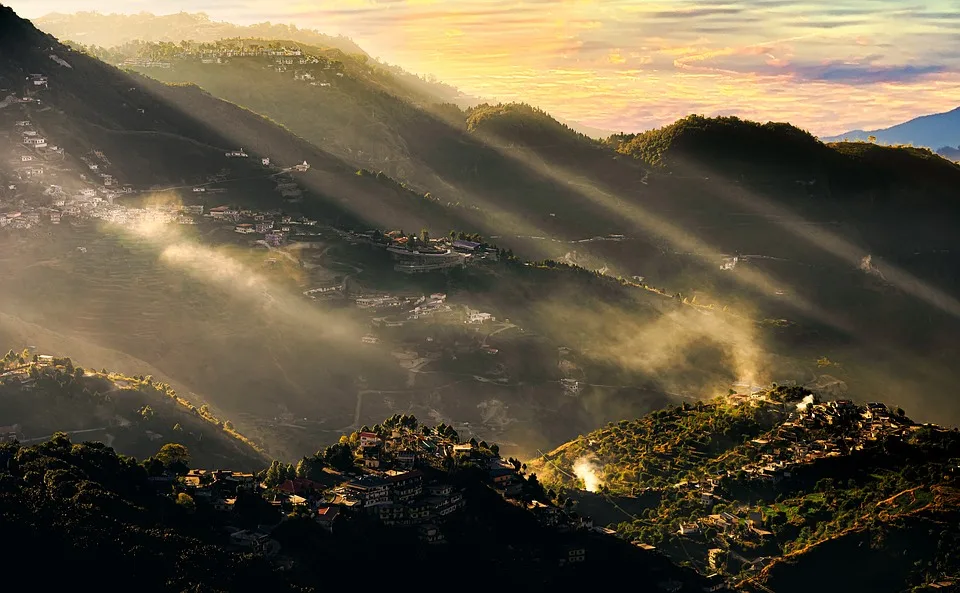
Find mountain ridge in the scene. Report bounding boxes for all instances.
[35,10,366,56]
[822,106,960,156]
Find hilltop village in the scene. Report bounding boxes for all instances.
[555,390,960,589]
[150,415,614,568]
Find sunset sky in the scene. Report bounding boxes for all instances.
[10,0,960,135]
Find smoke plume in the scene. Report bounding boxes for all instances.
[573,455,603,492]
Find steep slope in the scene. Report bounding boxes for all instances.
[0,4,460,233]
[60,40,642,243]
[531,391,960,592]
[10,6,960,442]
[823,106,960,151]
[2,6,754,461]
[0,351,267,470]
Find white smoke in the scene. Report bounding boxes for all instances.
[573,456,603,493]
[796,394,815,411]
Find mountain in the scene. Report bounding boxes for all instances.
[0,423,709,592]
[610,114,960,202]
[35,11,366,56]
[530,389,960,592]
[8,4,960,452]
[822,106,960,153]
[0,351,267,470]
[558,117,616,140]
[1,4,713,462]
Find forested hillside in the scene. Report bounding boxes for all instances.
[532,389,960,592]
[610,115,960,204]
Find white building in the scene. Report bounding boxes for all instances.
[467,311,493,324]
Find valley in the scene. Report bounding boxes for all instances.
[0,3,959,590]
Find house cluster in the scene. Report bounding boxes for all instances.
[365,294,497,337]
[7,119,63,183]
[121,58,172,69]
[331,470,464,538]
[172,427,485,546]
[341,229,499,274]
[734,398,920,483]
[677,507,773,544]
[79,149,119,188]
[0,353,64,392]
[215,207,318,245]
[118,42,347,85]
[662,396,951,586]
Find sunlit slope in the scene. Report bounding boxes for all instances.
[0,6,462,233]
[0,225,396,459]
[0,353,267,470]
[105,49,640,243]
[529,394,960,593]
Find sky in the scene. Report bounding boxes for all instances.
[9,0,960,135]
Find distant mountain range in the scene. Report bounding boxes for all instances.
[823,106,960,159]
[34,10,367,55]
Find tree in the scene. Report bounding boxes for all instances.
[263,460,284,488]
[142,456,165,477]
[323,443,356,472]
[155,443,190,474]
[176,492,196,512]
[295,457,309,479]
[868,135,877,143]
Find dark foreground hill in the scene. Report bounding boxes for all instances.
[0,431,708,592]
